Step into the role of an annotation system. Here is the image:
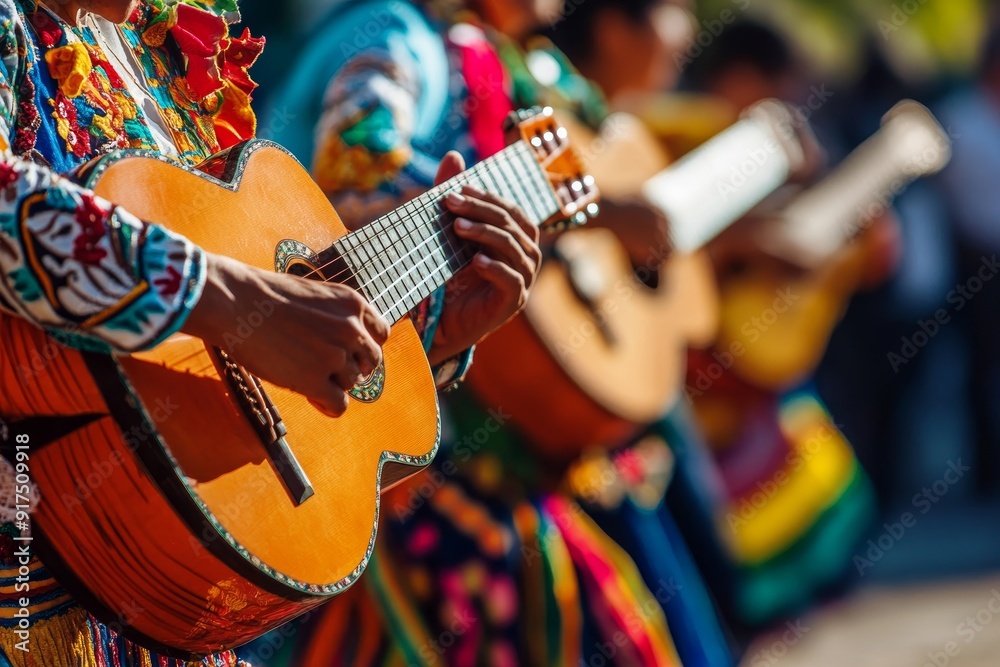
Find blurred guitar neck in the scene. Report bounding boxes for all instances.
[761,100,952,269]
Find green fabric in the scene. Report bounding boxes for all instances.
[736,465,875,624]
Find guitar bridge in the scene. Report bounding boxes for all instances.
[214,348,314,506]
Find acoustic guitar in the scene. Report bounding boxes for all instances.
[467,100,807,461]
[714,100,951,389]
[0,108,597,658]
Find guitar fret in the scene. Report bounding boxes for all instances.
[500,152,542,224]
[338,141,558,324]
[518,146,558,222]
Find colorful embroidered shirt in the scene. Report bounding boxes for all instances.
[0,0,263,353]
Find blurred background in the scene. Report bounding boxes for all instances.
[239,0,1000,664]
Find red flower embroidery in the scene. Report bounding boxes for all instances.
[170,3,227,101]
[0,162,18,189]
[53,94,90,159]
[154,265,183,298]
[73,195,108,264]
[29,9,64,48]
[164,4,264,148]
[213,30,265,148]
[220,29,265,99]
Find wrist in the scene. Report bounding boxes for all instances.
[181,252,241,347]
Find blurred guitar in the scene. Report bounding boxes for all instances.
[715,100,952,389]
[468,100,806,460]
[0,108,596,657]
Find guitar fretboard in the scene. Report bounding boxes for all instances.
[333,141,560,323]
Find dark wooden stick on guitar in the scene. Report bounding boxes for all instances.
[3,108,597,658]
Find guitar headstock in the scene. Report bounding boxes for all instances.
[508,107,600,230]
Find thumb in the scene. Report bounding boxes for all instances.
[434,151,466,186]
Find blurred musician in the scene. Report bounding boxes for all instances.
[673,19,894,636]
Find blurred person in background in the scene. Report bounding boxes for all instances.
[937,20,1000,497]
[673,18,899,638]
[241,1,739,666]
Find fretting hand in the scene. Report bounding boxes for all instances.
[428,152,543,366]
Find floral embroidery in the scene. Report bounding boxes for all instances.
[170,3,227,100]
[133,0,263,150]
[72,193,108,264]
[45,42,91,97]
[4,0,263,171]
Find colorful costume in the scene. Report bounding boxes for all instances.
[261,3,731,666]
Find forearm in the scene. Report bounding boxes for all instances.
[0,155,205,353]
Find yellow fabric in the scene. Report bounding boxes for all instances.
[722,396,858,565]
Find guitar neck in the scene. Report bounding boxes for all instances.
[763,101,951,268]
[641,101,801,253]
[333,142,561,323]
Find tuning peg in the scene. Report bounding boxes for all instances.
[505,107,536,132]
[572,211,588,227]
[586,203,600,219]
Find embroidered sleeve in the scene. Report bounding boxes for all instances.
[0,158,205,353]
[313,35,437,229]
[0,2,205,354]
[309,4,473,386]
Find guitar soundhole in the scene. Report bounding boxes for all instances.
[276,239,358,290]
[274,239,386,403]
[349,363,386,403]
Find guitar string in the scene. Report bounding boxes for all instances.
[370,147,555,318]
[298,142,550,286]
[298,142,542,286]
[363,152,559,316]
[363,149,551,316]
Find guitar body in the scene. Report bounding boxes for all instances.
[469,112,719,460]
[715,232,877,390]
[469,229,717,460]
[714,100,949,390]
[3,142,440,657]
